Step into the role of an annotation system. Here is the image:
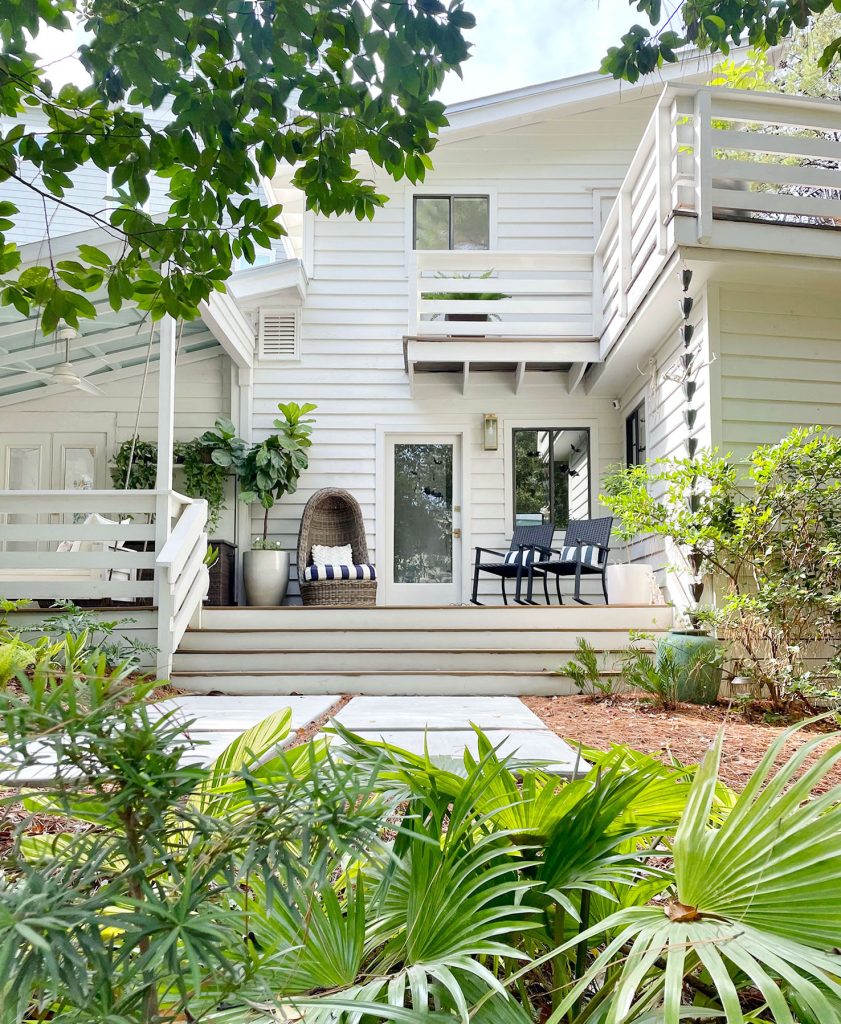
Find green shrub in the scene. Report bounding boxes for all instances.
[557,637,617,700]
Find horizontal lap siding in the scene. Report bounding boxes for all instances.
[716,285,841,462]
[618,288,712,609]
[252,100,658,602]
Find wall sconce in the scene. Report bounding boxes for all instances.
[482,413,498,451]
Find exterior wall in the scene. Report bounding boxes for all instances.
[617,286,713,610]
[251,99,659,602]
[711,282,841,461]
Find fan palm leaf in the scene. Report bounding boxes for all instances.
[544,723,841,1024]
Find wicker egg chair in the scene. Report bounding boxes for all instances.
[296,488,377,606]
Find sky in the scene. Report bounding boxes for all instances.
[438,0,669,103]
[33,0,674,104]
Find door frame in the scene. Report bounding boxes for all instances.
[376,425,471,606]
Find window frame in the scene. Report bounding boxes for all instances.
[510,425,593,533]
[411,193,492,251]
[625,400,647,467]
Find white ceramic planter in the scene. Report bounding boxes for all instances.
[243,549,290,606]
[606,563,655,605]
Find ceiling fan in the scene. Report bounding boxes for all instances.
[27,327,104,396]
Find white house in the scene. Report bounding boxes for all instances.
[0,55,839,693]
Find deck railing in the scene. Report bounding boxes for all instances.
[596,84,841,352]
[408,250,596,339]
[0,488,208,676]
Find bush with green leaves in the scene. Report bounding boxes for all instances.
[109,437,158,490]
[602,427,841,710]
[5,659,841,1023]
[557,636,618,701]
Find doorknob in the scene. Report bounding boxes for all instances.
[453,528,462,538]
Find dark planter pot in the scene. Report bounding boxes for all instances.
[658,630,723,705]
[206,540,237,606]
[444,312,489,338]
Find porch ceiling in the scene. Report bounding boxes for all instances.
[0,301,218,402]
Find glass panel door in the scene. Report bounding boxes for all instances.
[0,434,50,552]
[387,435,462,604]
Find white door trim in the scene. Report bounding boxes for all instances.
[376,424,471,606]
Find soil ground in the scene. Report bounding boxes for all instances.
[524,694,841,791]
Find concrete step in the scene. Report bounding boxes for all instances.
[168,669,598,696]
[172,647,631,673]
[178,627,664,653]
[196,605,674,633]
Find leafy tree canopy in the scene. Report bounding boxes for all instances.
[0,1,473,332]
[603,0,841,84]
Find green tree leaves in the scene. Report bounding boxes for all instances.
[603,0,841,82]
[0,1,473,331]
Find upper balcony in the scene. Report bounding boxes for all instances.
[404,84,841,385]
[405,250,599,389]
[597,83,841,357]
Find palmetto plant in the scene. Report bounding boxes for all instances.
[3,657,841,1023]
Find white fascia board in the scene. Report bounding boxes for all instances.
[198,288,256,369]
[441,45,755,140]
[226,258,308,306]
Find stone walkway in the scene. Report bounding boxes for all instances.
[164,694,586,774]
[5,695,587,781]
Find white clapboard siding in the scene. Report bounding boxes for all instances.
[250,98,660,602]
[715,283,841,461]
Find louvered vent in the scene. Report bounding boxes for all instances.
[257,308,300,361]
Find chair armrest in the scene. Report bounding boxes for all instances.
[572,538,610,552]
[474,546,508,560]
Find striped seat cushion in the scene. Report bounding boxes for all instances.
[302,563,376,582]
[503,548,538,567]
[556,544,601,568]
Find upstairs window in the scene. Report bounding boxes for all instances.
[625,401,647,466]
[512,428,591,530]
[413,195,490,250]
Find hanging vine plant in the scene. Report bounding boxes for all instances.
[175,440,229,533]
[110,437,158,490]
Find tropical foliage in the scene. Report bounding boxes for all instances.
[3,652,841,1023]
[602,427,841,710]
[603,0,841,84]
[0,1,474,331]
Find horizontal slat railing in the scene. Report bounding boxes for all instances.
[155,497,208,669]
[0,490,160,601]
[681,86,841,237]
[410,250,595,339]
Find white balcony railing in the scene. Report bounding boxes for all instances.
[408,250,596,340]
[596,84,841,352]
[0,488,208,676]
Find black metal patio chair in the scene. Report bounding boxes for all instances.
[524,516,613,605]
[470,522,555,606]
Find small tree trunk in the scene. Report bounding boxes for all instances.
[263,505,270,542]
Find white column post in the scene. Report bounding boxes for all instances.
[155,313,177,676]
[234,363,253,604]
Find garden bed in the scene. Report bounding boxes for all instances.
[525,694,841,791]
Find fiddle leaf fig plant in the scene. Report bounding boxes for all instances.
[239,402,317,544]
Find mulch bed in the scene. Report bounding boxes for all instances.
[524,694,841,791]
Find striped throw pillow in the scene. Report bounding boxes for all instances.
[303,563,376,582]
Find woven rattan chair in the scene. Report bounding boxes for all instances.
[297,488,377,606]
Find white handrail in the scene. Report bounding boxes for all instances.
[155,497,208,677]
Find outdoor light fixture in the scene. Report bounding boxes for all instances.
[482,413,499,451]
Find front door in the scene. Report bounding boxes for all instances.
[386,434,463,605]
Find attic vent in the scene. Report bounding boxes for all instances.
[258,308,300,361]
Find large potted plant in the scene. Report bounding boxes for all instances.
[238,401,316,606]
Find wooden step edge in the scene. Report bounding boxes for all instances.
[170,669,623,678]
[201,604,672,611]
[174,648,643,657]
[185,625,673,635]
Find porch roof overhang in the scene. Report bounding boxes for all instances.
[0,228,257,402]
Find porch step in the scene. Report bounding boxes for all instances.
[172,604,672,696]
[173,647,629,673]
[168,669,615,697]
